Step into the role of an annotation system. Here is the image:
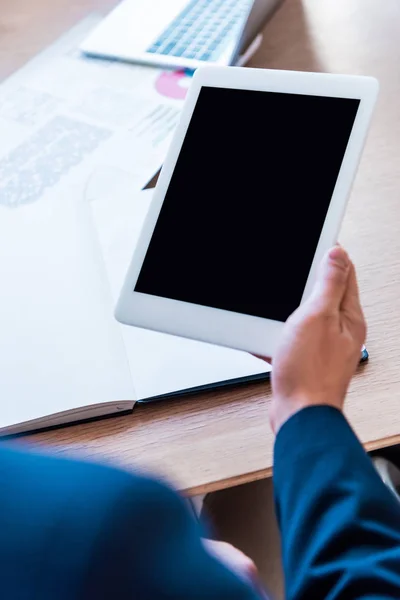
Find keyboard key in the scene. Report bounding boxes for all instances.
[147,0,251,63]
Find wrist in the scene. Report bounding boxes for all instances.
[269,397,307,435]
[270,394,344,434]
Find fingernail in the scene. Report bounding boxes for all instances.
[328,246,349,269]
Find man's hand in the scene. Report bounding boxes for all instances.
[204,540,258,583]
[269,245,366,434]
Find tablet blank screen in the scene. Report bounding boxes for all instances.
[135,86,360,322]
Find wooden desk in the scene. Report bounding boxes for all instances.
[3,0,400,495]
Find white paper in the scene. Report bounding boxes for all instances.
[0,15,190,211]
[0,15,189,427]
[92,186,271,400]
[0,185,135,429]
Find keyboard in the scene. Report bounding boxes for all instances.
[147,0,252,63]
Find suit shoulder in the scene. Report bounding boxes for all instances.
[0,444,169,527]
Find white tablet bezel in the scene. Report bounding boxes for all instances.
[116,66,378,357]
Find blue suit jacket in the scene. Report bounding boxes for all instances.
[1,406,400,599]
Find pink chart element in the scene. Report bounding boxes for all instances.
[155,71,190,100]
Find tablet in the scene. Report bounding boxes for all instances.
[116,66,378,357]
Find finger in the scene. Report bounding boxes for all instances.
[341,261,366,340]
[311,246,350,313]
[204,540,258,581]
[252,353,272,364]
[341,261,361,313]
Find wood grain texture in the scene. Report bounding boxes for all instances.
[2,0,400,495]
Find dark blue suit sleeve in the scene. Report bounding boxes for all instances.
[0,445,266,599]
[274,405,400,600]
[81,472,263,600]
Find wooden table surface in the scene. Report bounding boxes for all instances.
[2,0,400,495]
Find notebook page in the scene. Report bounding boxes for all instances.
[0,186,134,430]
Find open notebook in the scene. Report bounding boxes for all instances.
[0,185,270,437]
[0,17,270,437]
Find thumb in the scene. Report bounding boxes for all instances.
[311,246,350,313]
